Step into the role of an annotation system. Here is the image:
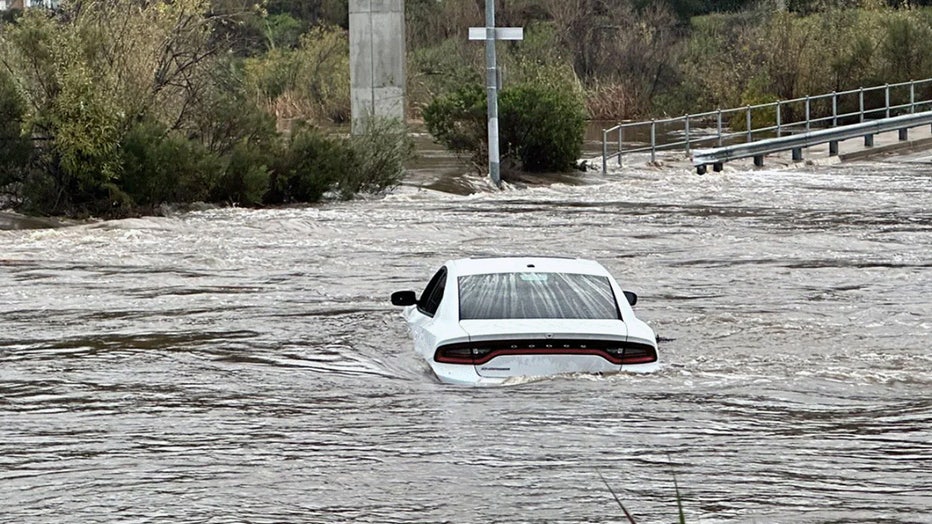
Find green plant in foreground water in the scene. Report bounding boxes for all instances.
[599,462,687,524]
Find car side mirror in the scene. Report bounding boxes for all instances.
[391,290,417,306]
[623,290,638,307]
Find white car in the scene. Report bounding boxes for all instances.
[391,257,659,385]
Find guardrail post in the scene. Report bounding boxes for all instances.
[717,109,723,146]
[859,87,864,123]
[776,101,782,138]
[899,128,908,141]
[829,140,838,156]
[746,106,752,142]
[602,129,608,173]
[805,96,811,132]
[618,126,623,167]
[684,114,690,154]
[650,119,656,164]
[864,134,874,147]
[832,91,838,127]
[792,147,803,162]
[885,83,890,118]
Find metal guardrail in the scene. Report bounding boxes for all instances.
[601,78,932,172]
[691,110,932,174]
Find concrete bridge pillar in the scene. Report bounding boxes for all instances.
[349,0,406,134]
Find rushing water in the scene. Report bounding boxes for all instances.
[1,152,931,523]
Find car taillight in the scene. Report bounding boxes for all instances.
[606,343,657,364]
[435,345,491,364]
[435,340,656,366]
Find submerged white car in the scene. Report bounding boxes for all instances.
[391,257,659,385]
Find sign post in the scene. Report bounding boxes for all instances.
[469,1,522,188]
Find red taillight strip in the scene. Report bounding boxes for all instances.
[434,340,657,366]
[472,347,617,365]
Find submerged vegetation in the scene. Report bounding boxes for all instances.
[1,0,931,216]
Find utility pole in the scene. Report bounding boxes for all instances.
[469,0,522,187]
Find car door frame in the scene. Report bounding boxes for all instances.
[405,266,448,360]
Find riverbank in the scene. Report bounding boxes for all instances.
[0,212,71,231]
[4,124,930,231]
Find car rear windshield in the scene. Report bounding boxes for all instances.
[458,272,620,320]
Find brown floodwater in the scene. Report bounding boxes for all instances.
[1,148,930,522]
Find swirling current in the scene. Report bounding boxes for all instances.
[1,153,930,523]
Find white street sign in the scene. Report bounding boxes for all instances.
[468,27,524,41]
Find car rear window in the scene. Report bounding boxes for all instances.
[458,272,620,320]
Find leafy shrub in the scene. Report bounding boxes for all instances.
[188,82,280,156]
[267,118,412,202]
[267,125,354,203]
[666,5,932,118]
[18,171,59,216]
[343,117,413,198]
[212,140,272,206]
[0,68,30,191]
[499,83,586,172]
[673,11,765,111]
[120,120,222,208]
[422,84,488,167]
[265,13,307,50]
[52,58,124,194]
[294,25,351,122]
[424,80,586,174]
[0,0,229,215]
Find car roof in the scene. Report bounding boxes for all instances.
[444,257,612,277]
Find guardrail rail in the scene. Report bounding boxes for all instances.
[601,78,932,172]
[691,110,932,174]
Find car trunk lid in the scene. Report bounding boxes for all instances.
[457,319,628,379]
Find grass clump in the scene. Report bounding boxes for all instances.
[599,460,688,524]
